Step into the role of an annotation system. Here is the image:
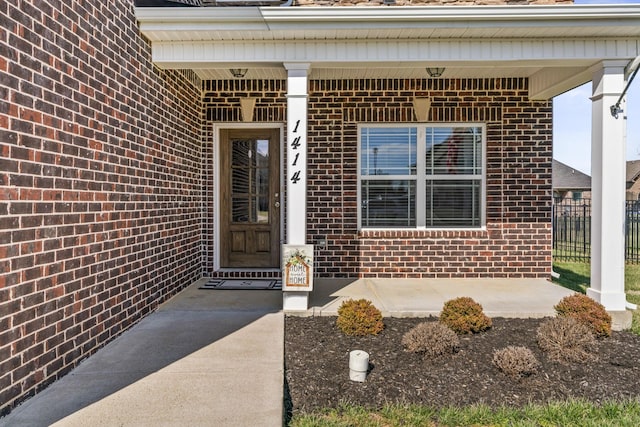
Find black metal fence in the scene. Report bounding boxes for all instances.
[552,198,640,263]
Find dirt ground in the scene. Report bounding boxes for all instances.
[284,316,640,418]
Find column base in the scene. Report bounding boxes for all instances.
[586,288,627,311]
[283,291,309,312]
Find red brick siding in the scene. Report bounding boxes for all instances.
[203,78,553,279]
[0,1,202,414]
[308,78,552,278]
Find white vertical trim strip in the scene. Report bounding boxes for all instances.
[416,127,426,228]
[284,63,310,245]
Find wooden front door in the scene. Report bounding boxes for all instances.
[220,129,281,268]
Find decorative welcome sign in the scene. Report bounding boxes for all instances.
[282,244,314,292]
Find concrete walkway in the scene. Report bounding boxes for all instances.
[2,276,577,427]
[1,280,284,427]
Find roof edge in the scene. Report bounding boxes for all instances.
[135,4,640,26]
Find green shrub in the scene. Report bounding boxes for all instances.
[492,346,539,379]
[401,321,459,358]
[554,293,612,338]
[336,299,384,336]
[439,297,492,334]
[536,316,596,363]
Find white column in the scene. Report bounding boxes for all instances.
[283,62,310,312]
[588,60,628,312]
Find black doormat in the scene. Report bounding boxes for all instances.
[199,279,282,290]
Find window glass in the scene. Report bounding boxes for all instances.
[426,127,482,176]
[361,180,416,227]
[426,179,481,227]
[361,127,417,176]
[360,125,484,229]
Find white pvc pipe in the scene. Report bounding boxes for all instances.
[349,350,369,382]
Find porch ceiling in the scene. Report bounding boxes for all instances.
[135,5,640,99]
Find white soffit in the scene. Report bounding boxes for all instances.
[135,5,640,99]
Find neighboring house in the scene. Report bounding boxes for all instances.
[553,160,591,202]
[627,160,640,200]
[2,0,640,415]
[552,159,640,202]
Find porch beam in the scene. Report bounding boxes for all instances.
[148,39,640,69]
[588,60,629,313]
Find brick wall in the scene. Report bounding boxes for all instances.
[308,78,552,278]
[203,78,553,279]
[0,0,203,414]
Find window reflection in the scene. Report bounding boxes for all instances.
[361,127,417,176]
[426,127,482,176]
[231,138,270,224]
[361,180,416,227]
[360,125,483,228]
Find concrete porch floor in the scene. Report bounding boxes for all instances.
[305,277,575,318]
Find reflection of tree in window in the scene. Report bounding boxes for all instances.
[426,128,480,176]
[425,128,482,227]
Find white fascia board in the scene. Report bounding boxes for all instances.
[259,5,640,25]
[135,7,269,33]
[135,5,640,38]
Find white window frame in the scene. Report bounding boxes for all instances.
[357,123,486,230]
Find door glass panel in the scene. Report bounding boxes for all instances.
[256,196,268,223]
[232,168,251,194]
[256,140,269,167]
[230,137,270,224]
[255,139,269,223]
[232,140,251,166]
[232,197,250,223]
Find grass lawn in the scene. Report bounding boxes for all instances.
[552,261,590,293]
[552,261,640,293]
[290,400,640,427]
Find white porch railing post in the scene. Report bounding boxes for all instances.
[588,60,629,314]
[283,62,310,312]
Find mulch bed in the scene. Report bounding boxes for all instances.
[284,316,640,418]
